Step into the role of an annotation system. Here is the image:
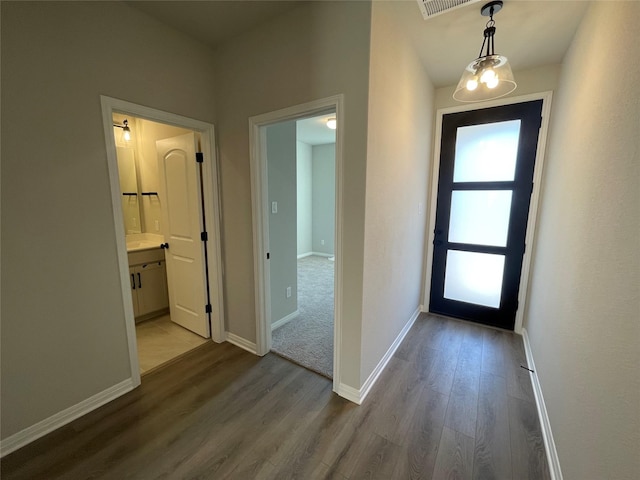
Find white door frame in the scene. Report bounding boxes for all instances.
[249,94,344,392]
[100,96,225,383]
[423,91,553,334]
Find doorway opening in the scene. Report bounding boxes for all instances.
[425,93,552,333]
[249,95,344,388]
[101,97,224,383]
[266,115,336,378]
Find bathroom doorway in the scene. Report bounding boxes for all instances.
[102,97,224,381]
[249,95,344,388]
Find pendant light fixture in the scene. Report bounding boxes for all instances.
[453,1,516,102]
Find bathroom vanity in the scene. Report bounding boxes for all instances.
[127,240,169,322]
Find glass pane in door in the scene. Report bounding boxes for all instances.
[449,190,513,247]
[453,120,521,182]
[443,250,505,308]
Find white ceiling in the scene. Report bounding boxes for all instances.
[128,0,589,88]
[297,115,337,146]
[390,0,589,87]
[127,1,303,49]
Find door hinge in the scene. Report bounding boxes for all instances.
[196,152,204,163]
[267,252,270,260]
[201,231,208,241]
[205,304,212,313]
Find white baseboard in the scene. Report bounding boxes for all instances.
[225,332,257,355]
[335,383,362,404]
[0,378,136,458]
[337,306,421,405]
[297,252,334,259]
[522,328,563,480]
[271,309,299,331]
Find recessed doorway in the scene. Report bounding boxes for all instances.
[267,115,336,378]
[425,93,552,333]
[249,95,344,389]
[101,97,225,382]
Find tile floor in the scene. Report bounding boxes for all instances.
[135,314,209,374]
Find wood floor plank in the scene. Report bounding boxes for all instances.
[433,426,475,480]
[508,396,551,480]
[235,370,333,471]
[444,335,483,438]
[425,345,460,395]
[349,432,403,480]
[502,332,535,401]
[392,386,448,480]
[473,372,512,480]
[1,315,550,480]
[394,313,433,362]
[370,358,424,445]
[481,328,507,377]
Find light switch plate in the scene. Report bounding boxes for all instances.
[272,201,278,214]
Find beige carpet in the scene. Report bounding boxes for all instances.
[271,255,334,378]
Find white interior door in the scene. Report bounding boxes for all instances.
[156,133,210,338]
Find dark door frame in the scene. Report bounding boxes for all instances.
[423,92,553,334]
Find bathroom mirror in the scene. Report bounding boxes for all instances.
[116,145,142,234]
[113,114,143,234]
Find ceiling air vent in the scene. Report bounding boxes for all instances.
[417,0,480,19]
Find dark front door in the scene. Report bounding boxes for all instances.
[429,100,543,330]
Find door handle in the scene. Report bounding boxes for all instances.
[137,273,142,289]
[131,273,136,290]
[160,243,169,249]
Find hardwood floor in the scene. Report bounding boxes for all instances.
[0,314,549,479]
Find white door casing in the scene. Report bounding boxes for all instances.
[101,95,225,386]
[248,94,344,394]
[156,133,210,338]
[422,91,553,334]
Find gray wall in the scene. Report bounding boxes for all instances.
[1,1,217,439]
[311,144,336,255]
[524,2,640,478]
[296,141,313,256]
[213,1,372,388]
[267,122,298,324]
[360,1,435,382]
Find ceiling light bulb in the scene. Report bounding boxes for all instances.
[480,68,496,84]
[326,118,337,130]
[486,76,499,89]
[466,78,478,91]
[122,120,131,141]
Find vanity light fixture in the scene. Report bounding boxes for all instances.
[113,119,132,141]
[326,117,337,130]
[453,1,516,102]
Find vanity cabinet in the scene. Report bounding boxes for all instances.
[128,248,169,320]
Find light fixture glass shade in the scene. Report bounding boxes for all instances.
[453,54,516,102]
[326,118,337,130]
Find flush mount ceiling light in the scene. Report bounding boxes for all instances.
[326,117,337,130]
[113,119,132,141]
[453,1,516,102]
